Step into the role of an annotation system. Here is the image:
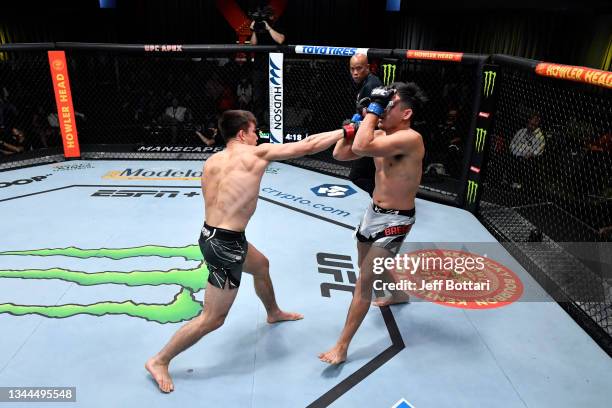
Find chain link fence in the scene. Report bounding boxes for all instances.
[0,50,61,169]
[479,63,612,353]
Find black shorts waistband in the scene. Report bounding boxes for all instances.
[202,223,246,241]
[372,203,415,217]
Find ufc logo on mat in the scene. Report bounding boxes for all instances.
[317,253,356,297]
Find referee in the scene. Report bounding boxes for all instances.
[349,53,382,196]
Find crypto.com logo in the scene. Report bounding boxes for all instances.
[311,184,357,198]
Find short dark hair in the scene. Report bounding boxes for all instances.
[390,82,428,118]
[218,110,256,143]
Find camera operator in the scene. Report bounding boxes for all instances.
[249,6,285,45]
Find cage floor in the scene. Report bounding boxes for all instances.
[0,160,611,408]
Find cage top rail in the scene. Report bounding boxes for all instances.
[1,42,609,89]
[1,42,486,61]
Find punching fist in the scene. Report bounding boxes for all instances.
[367,86,395,116]
[342,119,360,140]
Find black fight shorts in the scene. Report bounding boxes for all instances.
[199,223,248,290]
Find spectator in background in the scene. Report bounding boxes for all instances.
[510,113,545,158]
[347,53,383,196]
[46,111,62,146]
[31,106,53,149]
[195,122,222,147]
[0,126,28,156]
[163,97,191,144]
[237,77,253,111]
[47,110,86,147]
[0,87,18,132]
[424,107,462,178]
[586,128,612,199]
[508,112,546,189]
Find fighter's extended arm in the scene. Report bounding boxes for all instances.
[333,119,362,161]
[333,136,360,161]
[255,129,344,161]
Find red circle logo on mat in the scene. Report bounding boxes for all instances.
[396,249,523,309]
[52,60,64,71]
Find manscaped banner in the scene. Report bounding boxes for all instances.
[48,51,80,158]
[406,50,463,62]
[535,62,612,89]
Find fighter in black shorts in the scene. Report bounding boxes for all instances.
[146,109,345,393]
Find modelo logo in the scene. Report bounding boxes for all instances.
[295,45,369,56]
[0,174,52,188]
[311,184,357,198]
[103,168,202,181]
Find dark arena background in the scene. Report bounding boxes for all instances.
[0,1,611,407]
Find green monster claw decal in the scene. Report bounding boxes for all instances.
[0,245,208,324]
[382,64,396,86]
[466,180,479,204]
[483,70,496,98]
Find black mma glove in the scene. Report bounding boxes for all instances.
[367,86,395,117]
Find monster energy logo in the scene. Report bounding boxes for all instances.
[466,180,478,204]
[475,128,487,152]
[382,64,396,86]
[0,244,207,324]
[483,70,496,98]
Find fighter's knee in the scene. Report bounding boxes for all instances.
[251,256,269,274]
[200,311,228,332]
[209,315,227,331]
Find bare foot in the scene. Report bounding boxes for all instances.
[145,357,174,393]
[373,291,410,307]
[318,344,348,365]
[267,310,304,324]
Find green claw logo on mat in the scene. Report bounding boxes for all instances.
[466,180,478,204]
[475,128,487,153]
[0,245,208,324]
[483,70,496,98]
[382,64,396,86]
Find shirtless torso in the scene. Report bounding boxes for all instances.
[202,145,268,231]
[370,128,423,211]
